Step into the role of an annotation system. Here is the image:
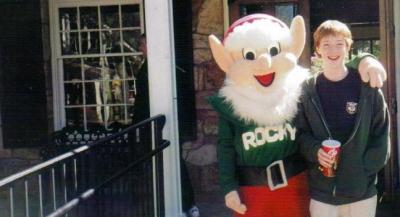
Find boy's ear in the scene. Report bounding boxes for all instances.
[209,35,234,73]
[289,16,306,58]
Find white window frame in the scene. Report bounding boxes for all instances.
[50,0,182,216]
[394,0,400,173]
[49,0,144,130]
[144,1,182,216]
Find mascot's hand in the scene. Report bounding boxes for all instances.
[359,57,387,88]
[225,190,247,214]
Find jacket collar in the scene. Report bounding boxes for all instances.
[303,68,374,144]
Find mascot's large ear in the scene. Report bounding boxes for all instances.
[209,35,234,73]
[289,16,306,58]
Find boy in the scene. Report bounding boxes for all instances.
[296,20,390,217]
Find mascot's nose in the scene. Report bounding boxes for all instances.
[257,53,272,69]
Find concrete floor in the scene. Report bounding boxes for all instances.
[196,191,400,217]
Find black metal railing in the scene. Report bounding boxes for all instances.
[0,115,169,217]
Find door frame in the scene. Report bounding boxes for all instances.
[380,0,398,201]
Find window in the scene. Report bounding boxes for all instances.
[352,39,380,58]
[239,3,297,26]
[229,0,300,26]
[349,23,380,59]
[51,1,144,130]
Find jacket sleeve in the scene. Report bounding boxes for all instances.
[345,52,375,70]
[363,89,391,176]
[294,91,322,164]
[217,116,238,195]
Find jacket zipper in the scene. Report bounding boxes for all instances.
[311,97,366,197]
[311,98,337,196]
[311,98,333,139]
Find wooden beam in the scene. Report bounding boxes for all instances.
[379,0,398,203]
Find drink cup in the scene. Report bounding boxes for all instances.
[321,139,341,177]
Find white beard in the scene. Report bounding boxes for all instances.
[220,66,309,126]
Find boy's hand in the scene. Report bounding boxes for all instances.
[225,190,247,215]
[317,148,335,168]
[358,57,387,88]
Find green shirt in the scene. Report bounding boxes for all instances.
[208,95,298,194]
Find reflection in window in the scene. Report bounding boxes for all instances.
[58,3,143,129]
[352,39,380,58]
[239,3,297,26]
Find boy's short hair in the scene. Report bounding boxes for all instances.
[313,20,353,49]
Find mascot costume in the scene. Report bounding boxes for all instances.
[207,14,386,217]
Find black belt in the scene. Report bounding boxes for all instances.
[237,153,307,190]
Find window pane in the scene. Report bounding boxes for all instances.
[275,4,296,26]
[80,7,99,29]
[64,58,82,81]
[113,80,125,104]
[81,31,100,54]
[127,106,134,123]
[372,40,380,58]
[126,80,136,105]
[66,108,84,127]
[58,3,143,130]
[85,81,111,105]
[84,82,97,105]
[109,106,126,123]
[65,83,83,105]
[125,56,143,79]
[240,4,274,16]
[238,3,297,26]
[106,56,123,79]
[363,40,371,53]
[60,32,79,55]
[86,106,103,124]
[101,5,120,28]
[59,7,78,30]
[101,30,121,53]
[84,57,101,80]
[122,30,141,53]
[121,4,140,27]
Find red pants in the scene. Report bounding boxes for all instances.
[234,172,310,217]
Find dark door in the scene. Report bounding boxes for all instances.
[0,1,48,148]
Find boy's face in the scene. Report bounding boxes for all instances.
[316,34,349,70]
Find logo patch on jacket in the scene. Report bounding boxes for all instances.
[346,102,358,115]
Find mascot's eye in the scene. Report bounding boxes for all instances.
[268,44,281,57]
[242,48,257,60]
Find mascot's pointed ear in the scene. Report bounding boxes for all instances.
[289,16,306,58]
[209,35,234,73]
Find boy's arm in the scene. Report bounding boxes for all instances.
[346,53,387,88]
[363,89,390,176]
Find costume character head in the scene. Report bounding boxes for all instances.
[209,14,309,126]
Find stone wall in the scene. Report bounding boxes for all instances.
[182,0,225,193]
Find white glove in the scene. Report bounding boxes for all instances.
[225,190,247,215]
[358,57,387,88]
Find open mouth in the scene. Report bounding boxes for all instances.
[254,72,275,87]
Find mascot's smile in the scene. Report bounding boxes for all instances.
[254,72,275,87]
